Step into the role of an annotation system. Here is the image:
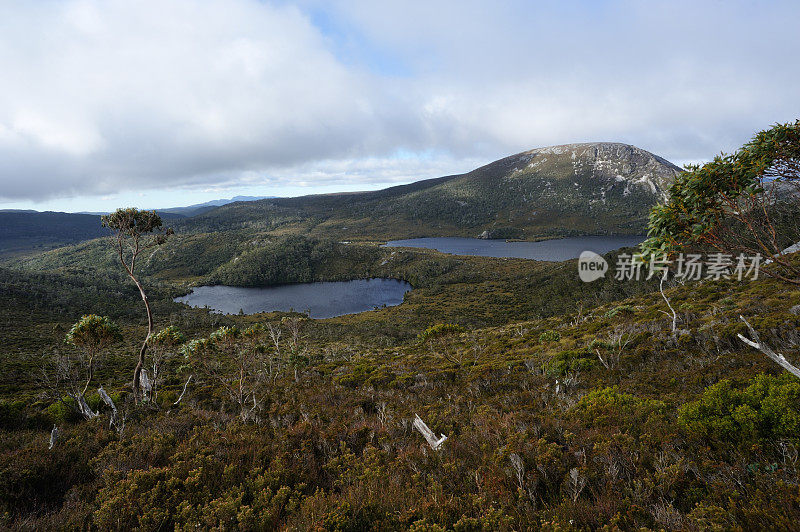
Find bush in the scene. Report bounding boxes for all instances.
[418,323,464,343]
[44,399,82,425]
[547,349,595,376]
[538,330,561,343]
[571,386,667,435]
[678,373,800,446]
[0,400,26,430]
[605,305,635,318]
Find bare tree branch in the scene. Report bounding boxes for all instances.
[98,386,124,434]
[660,276,677,334]
[738,315,800,379]
[413,414,447,450]
[77,395,98,419]
[173,375,193,406]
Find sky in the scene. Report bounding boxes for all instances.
[0,0,798,212]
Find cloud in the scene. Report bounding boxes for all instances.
[1,0,799,203]
[315,0,800,158]
[0,0,397,200]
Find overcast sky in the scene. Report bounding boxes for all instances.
[1,0,798,212]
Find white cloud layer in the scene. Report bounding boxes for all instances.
[0,0,799,204]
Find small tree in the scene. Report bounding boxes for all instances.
[184,326,267,422]
[101,208,172,402]
[282,316,309,382]
[52,315,122,419]
[642,120,800,284]
[148,326,187,403]
[266,322,284,383]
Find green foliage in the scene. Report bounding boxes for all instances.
[547,348,595,376]
[641,120,800,275]
[43,400,79,424]
[571,386,667,435]
[181,337,212,358]
[208,236,382,287]
[181,326,242,361]
[65,315,122,351]
[0,264,178,323]
[538,329,561,343]
[101,207,165,239]
[678,373,800,446]
[604,304,635,318]
[208,325,240,343]
[151,325,187,347]
[418,323,465,343]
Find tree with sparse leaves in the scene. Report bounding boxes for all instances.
[101,208,172,402]
[642,120,800,284]
[182,325,268,422]
[148,325,187,403]
[47,314,122,419]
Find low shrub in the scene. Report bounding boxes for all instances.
[418,323,464,343]
[605,305,635,318]
[678,373,800,447]
[538,330,561,343]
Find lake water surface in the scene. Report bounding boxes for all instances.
[385,236,644,261]
[175,278,412,319]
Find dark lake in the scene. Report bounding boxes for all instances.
[384,236,644,261]
[175,278,412,319]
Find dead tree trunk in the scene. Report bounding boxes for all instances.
[413,414,448,450]
[76,394,98,419]
[140,369,152,402]
[48,425,59,450]
[98,386,124,433]
[660,276,677,334]
[738,315,800,379]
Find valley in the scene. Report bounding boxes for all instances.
[1,131,799,530]
[1,2,798,528]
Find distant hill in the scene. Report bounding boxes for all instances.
[0,210,191,258]
[182,142,682,239]
[0,196,270,257]
[0,211,111,258]
[158,195,272,217]
[78,196,272,217]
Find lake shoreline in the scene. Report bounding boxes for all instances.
[175,278,413,319]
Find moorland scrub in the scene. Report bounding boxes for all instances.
[0,122,799,530]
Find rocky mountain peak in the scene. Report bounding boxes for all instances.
[503,142,682,200]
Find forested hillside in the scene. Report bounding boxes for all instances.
[0,211,111,258]
[0,210,188,259]
[179,143,681,239]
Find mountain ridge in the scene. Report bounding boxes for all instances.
[182,142,682,239]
